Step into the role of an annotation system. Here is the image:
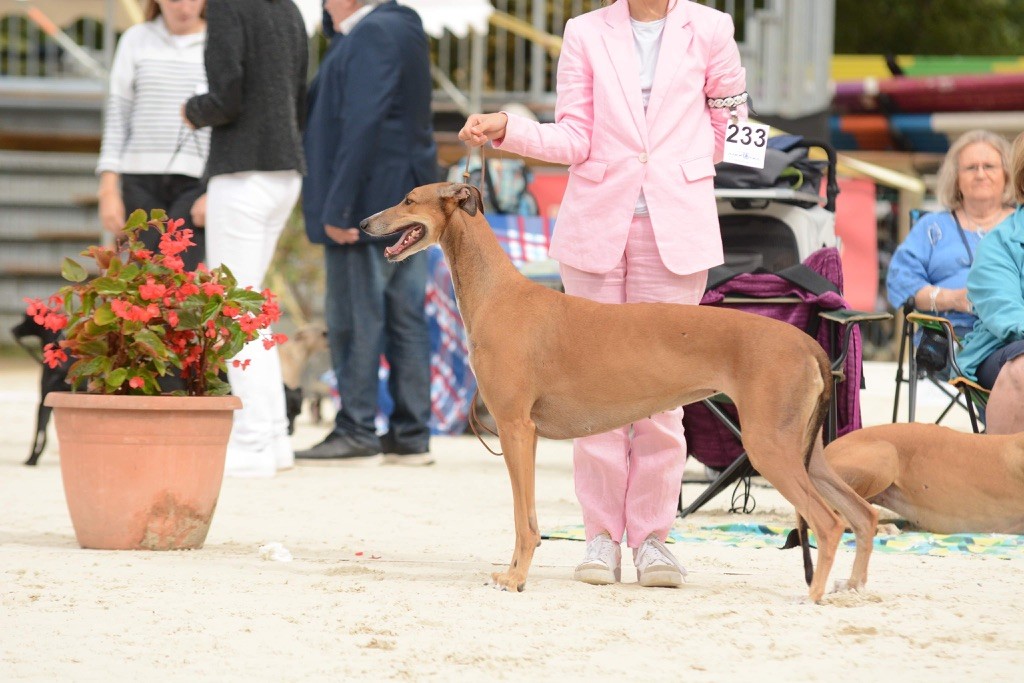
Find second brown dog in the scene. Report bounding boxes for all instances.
[826,422,1024,535]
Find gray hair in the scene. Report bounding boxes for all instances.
[1012,132,1024,203]
[935,129,1014,210]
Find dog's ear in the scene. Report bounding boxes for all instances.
[442,183,481,216]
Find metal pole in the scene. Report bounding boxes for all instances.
[469,27,485,114]
[104,0,115,72]
[529,0,545,100]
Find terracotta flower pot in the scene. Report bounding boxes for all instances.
[45,392,242,550]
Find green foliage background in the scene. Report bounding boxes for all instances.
[835,0,1024,55]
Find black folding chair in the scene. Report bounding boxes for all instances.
[891,299,977,426]
[901,311,988,433]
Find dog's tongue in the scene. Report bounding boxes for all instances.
[385,226,423,259]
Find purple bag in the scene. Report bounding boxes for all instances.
[683,247,862,469]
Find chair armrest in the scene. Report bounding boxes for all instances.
[818,309,892,376]
[818,309,892,326]
[905,311,959,341]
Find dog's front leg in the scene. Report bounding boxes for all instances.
[491,417,540,592]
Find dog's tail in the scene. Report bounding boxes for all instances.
[789,353,832,585]
[780,516,814,586]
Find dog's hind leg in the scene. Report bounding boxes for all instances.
[491,417,540,592]
[745,431,846,603]
[24,406,50,466]
[817,437,898,590]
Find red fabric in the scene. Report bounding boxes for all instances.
[834,176,878,311]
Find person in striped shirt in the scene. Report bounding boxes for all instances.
[97,0,209,271]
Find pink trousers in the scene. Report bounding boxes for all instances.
[559,214,707,548]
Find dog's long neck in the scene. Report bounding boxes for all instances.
[439,213,522,333]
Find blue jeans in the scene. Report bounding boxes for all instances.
[324,242,430,450]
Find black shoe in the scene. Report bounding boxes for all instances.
[381,433,433,466]
[294,433,382,466]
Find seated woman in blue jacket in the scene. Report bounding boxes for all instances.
[886,130,1014,340]
[958,132,1024,434]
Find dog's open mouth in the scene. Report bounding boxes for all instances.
[383,223,425,259]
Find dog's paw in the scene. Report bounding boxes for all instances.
[490,571,525,593]
[831,579,865,593]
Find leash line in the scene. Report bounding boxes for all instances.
[462,137,500,456]
[469,389,503,456]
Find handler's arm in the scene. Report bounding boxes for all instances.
[704,13,747,164]
[492,18,593,166]
[184,1,244,128]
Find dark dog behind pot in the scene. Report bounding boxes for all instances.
[11,313,71,466]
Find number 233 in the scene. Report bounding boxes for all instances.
[726,123,766,147]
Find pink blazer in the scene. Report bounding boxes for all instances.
[494,0,746,275]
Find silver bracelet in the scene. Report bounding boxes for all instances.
[707,92,748,109]
[929,286,942,313]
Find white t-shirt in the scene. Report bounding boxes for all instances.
[630,17,665,216]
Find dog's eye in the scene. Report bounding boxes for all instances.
[404,197,413,206]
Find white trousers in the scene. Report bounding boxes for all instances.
[205,170,302,477]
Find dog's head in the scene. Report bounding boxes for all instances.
[359,182,483,262]
[292,322,328,355]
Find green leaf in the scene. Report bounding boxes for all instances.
[232,289,265,305]
[61,258,88,283]
[76,340,108,358]
[83,319,116,336]
[90,277,126,295]
[79,355,112,378]
[150,208,167,222]
[105,367,128,390]
[119,263,140,281]
[205,376,232,396]
[143,376,162,394]
[125,209,147,230]
[214,262,237,286]
[201,298,222,324]
[220,329,248,360]
[175,308,203,330]
[134,328,169,359]
[93,304,116,326]
[105,255,122,278]
[81,289,96,315]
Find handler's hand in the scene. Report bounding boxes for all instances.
[190,193,207,228]
[180,103,195,130]
[325,225,360,245]
[99,192,126,235]
[458,113,508,148]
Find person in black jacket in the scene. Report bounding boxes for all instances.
[183,0,308,478]
[296,0,437,466]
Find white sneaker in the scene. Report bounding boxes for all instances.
[273,433,295,471]
[633,536,686,588]
[573,532,621,585]
[223,445,276,478]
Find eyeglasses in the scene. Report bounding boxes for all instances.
[959,163,1001,175]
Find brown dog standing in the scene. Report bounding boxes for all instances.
[361,183,876,601]
[825,422,1024,535]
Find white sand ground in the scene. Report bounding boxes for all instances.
[2,355,1021,682]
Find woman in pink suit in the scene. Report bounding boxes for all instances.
[459,0,747,587]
